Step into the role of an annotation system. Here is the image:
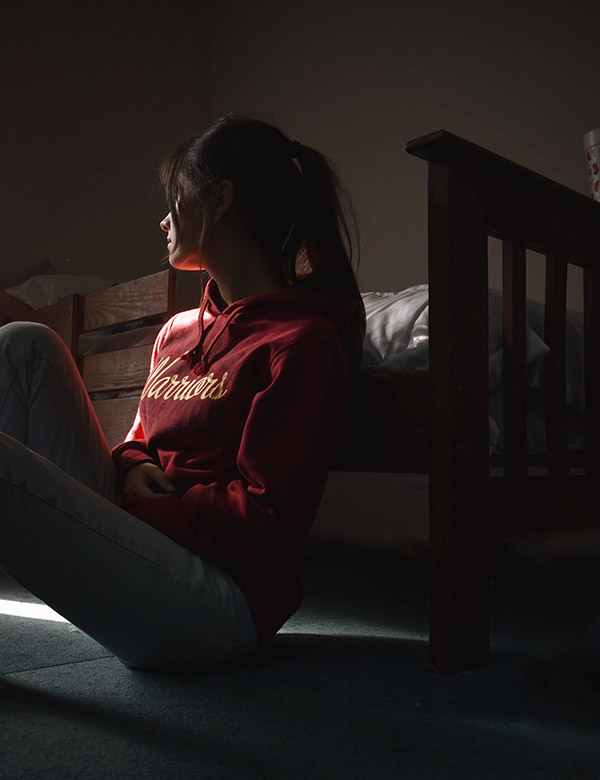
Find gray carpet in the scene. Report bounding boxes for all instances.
[1,542,600,779]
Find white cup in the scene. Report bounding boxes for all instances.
[584,128,600,201]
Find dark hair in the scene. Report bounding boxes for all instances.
[159,114,366,364]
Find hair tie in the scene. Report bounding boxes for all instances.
[289,140,303,159]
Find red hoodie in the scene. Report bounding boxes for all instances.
[112,278,354,640]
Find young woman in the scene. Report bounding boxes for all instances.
[0,115,365,669]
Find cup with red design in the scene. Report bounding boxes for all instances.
[584,128,600,201]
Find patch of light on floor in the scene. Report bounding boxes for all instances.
[278,622,427,643]
[0,598,69,623]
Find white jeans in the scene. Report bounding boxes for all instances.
[0,322,257,668]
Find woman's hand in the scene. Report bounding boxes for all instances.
[122,463,178,500]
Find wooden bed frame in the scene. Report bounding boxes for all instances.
[20,131,600,674]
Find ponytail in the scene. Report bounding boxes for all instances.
[283,141,365,364]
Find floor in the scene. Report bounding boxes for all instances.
[1,539,600,780]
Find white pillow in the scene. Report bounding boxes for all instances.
[361,286,429,369]
[6,274,111,310]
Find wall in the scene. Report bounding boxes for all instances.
[5,1,597,293]
[208,0,600,307]
[2,2,212,287]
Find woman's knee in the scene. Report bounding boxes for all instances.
[0,321,71,365]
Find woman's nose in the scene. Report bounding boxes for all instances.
[160,213,171,233]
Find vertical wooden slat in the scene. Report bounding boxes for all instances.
[584,265,600,477]
[427,158,490,674]
[502,239,528,476]
[544,255,568,475]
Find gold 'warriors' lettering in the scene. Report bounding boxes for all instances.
[141,356,229,402]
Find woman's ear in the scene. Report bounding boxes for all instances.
[214,180,234,222]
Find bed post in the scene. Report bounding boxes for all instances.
[428,159,490,673]
[408,133,492,673]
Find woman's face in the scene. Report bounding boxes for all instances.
[160,212,201,271]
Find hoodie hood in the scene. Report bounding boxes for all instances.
[181,277,356,374]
